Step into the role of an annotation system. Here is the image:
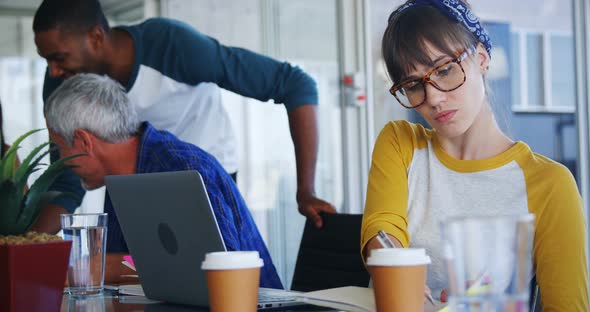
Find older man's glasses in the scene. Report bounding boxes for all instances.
[389,48,474,109]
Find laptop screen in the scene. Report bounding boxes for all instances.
[105,171,226,307]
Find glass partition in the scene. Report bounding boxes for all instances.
[163,0,344,287]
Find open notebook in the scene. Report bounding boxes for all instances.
[118,284,448,311]
[293,286,446,312]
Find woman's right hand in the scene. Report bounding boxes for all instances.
[424,286,433,303]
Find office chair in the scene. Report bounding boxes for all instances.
[290,213,370,292]
[530,274,541,312]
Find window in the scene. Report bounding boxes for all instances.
[0,16,49,184]
[525,33,543,108]
[551,34,576,108]
[511,29,576,113]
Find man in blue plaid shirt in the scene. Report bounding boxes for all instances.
[44,73,282,289]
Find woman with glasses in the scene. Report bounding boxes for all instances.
[360,0,588,310]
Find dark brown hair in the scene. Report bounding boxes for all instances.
[33,0,110,34]
[382,3,478,85]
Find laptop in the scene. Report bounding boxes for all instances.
[105,171,303,310]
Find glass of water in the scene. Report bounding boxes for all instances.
[441,214,535,312]
[67,294,106,312]
[61,213,108,297]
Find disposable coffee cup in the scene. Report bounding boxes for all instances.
[367,248,431,312]
[201,251,264,312]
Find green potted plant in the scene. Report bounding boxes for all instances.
[0,129,81,312]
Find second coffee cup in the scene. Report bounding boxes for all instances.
[367,248,431,312]
[201,251,264,312]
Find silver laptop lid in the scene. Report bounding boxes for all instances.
[105,170,226,307]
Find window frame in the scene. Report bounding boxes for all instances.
[511,28,576,113]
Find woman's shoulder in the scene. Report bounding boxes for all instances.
[516,144,578,193]
[518,146,573,178]
[380,120,433,148]
[371,120,433,166]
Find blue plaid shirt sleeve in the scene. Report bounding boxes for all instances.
[105,122,283,289]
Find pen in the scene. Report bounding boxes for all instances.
[377,230,396,248]
[376,230,435,306]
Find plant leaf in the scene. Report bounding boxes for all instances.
[0,180,26,235]
[24,190,62,230]
[0,129,45,181]
[25,191,81,230]
[13,149,51,202]
[20,153,84,229]
[0,148,20,180]
[0,129,84,235]
[14,142,51,182]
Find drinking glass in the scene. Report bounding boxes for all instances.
[441,214,535,312]
[67,294,106,312]
[61,213,108,296]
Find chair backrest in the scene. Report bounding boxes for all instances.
[530,274,542,312]
[290,213,370,292]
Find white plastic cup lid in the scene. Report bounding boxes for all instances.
[366,248,431,266]
[201,251,264,270]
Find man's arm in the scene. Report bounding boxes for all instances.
[30,165,83,233]
[162,19,336,225]
[31,143,84,233]
[288,105,336,228]
[30,203,67,234]
[105,253,139,284]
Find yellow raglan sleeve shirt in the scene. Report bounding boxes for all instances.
[361,120,588,310]
[517,154,589,311]
[361,121,426,251]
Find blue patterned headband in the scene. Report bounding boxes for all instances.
[389,0,492,57]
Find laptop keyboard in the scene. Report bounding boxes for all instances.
[259,293,297,303]
[258,288,298,303]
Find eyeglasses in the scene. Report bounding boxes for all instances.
[389,48,474,109]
